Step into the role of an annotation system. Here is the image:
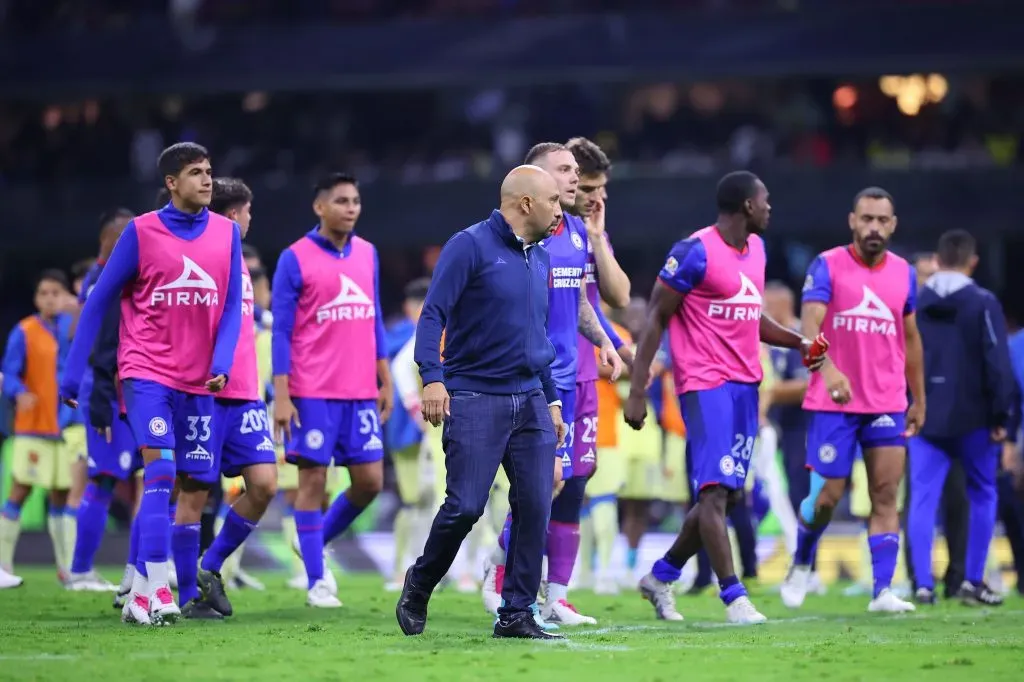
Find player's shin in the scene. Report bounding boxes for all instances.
[652,503,702,583]
[137,453,175,588]
[0,499,24,571]
[795,473,841,566]
[171,487,205,604]
[71,479,114,575]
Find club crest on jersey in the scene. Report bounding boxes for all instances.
[316,274,375,323]
[151,256,219,307]
[241,272,255,317]
[119,451,133,471]
[149,417,168,437]
[833,286,897,336]
[708,273,763,321]
[818,444,837,464]
[719,455,736,476]
[570,231,584,250]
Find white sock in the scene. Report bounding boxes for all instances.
[146,561,169,590]
[131,569,148,596]
[119,564,135,592]
[47,514,67,573]
[547,582,568,603]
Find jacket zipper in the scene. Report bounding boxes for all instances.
[524,245,531,392]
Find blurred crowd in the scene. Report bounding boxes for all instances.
[0,75,1019,186]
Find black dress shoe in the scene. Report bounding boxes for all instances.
[396,568,430,636]
[493,611,564,639]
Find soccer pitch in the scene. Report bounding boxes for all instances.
[1,571,1021,682]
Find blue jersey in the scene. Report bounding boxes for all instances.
[542,215,589,391]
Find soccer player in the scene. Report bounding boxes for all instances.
[67,208,139,593]
[170,177,279,619]
[626,171,818,624]
[780,187,923,613]
[61,142,243,626]
[1,270,75,586]
[387,279,435,590]
[272,172,393,608]
[908,229,1015,606]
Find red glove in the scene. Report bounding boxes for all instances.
[802,333,829,368]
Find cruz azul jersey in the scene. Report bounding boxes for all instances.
[118,211,235,393]
[542,215,589,391]
[287,233,379,400]
[658,226,766,393]
[575,230,612,383]
[802,246,916,414]
[218,258,259,401]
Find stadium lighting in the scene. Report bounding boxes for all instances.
[877,74,949,117]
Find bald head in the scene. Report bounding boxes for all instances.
[499,165,562,244]
[500,165,556,205]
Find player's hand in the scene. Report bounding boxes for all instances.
[15,392,38,412]
[274,396,301,444]
[422,382,450,427]
[624,390,647,430]
[823,365,852,405]
[62,395,79,410]
[206,374,227,393]
[96,426,112,444]
[991,426,1008,443]
[584,198,606,238]
[599,343,624,381]
[549,404,567,450]
[904,402,926,438]
[378,385,394,424]
[801,333,829,371]
[617,344,635,371]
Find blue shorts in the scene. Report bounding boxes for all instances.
[122,378,217,476]
[556,387,577,479]
[680,382,759,493]
[806,411,906,478]
[85,408,142,481]
[286,398,384,468]
[191,399,278,484]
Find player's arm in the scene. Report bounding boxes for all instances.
[1,327,28,400]
[209,224,244,384]
[902,270,925,422]
[980,293,1016,434]
[87,297,122,430]
[414,232,475,387]
[759,314,805,349]
[270,248,302,401]
[60,224,140,403]
[373,247,393,422]
[591,232,630,308]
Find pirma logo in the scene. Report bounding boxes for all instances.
[832,286,897,336]
[150,256,219,307]
[708,273,763,321]
[316,274,375,323]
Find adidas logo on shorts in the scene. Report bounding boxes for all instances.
[363,434,383,451]
[869,415,896,429]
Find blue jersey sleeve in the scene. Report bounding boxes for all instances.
[60,223,140,400]
[271,248,303,377]
[373,248,386,360]
[415,232,478,386]
[210,224,244,379]
[904,264,917,315]
[801,255,832,305]
[657,239,707,295]
[2,326,27,399]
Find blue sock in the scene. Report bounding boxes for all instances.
[322,491,366,544]
[294,509,324,588]
[172,523,201,603]
[795,523,825,566]
[718,575,747,606]
[167,504,177,556]
[626,547,638,570]
[136,458,174,575]
[868,533,900,598]
[201,508,256,573]
[216,503,230,521]
[651,557,682,583]
[128,514,141,568]
[71,483,112,573]
[2,500,22,520]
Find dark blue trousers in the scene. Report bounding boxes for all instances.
[412,389,556,614]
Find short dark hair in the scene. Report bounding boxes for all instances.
[36,268,69,291]
[158,142,209,179]
[242,244,261,263]
[71,258,95,282]
[853,186,895,212]
[524,142,567,166]
[313,172,358,199]
[716,171,760,214]
[154,188,170,209]
[403,277,431,302]
[936,229,976,268]
[210,177,253,215]
[249,265,267,285]
[910,251,936,267]
[566,137,611,176]
[98,208,133,231]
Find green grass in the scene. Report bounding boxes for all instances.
[1,569,1022,681]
